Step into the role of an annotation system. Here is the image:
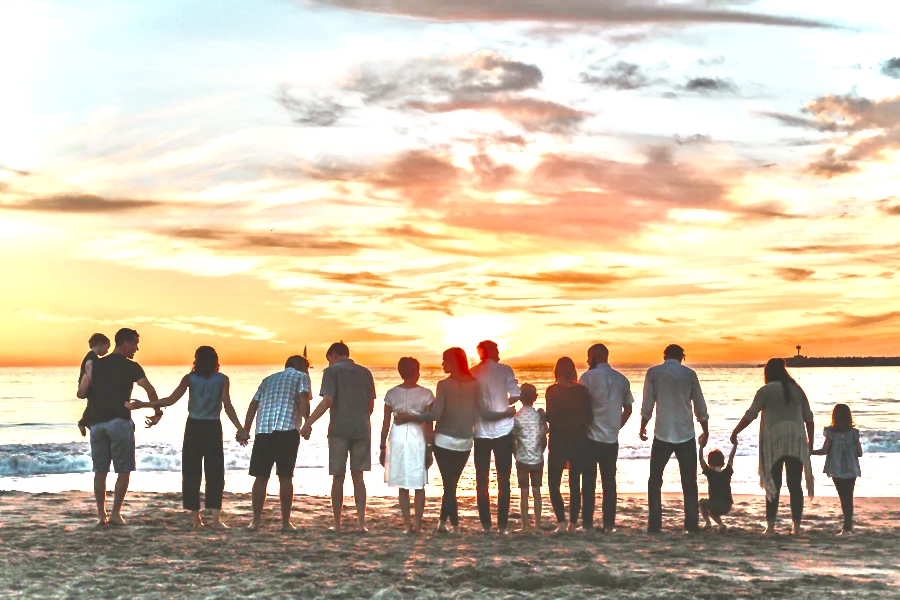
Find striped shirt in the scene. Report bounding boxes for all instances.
[253,367,311,435]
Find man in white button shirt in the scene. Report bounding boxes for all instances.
[471,340,520,535]
[640,344,709,533]
[579,343,633,532]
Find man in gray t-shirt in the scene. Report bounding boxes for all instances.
[302,342,376,533]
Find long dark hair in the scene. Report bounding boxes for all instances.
[443,347,472,377]
[830,404,854,432]
[554,357,578,384]
[763,358,806,404]
[192,346,219,378]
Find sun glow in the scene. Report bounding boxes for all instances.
[442,313,514,362]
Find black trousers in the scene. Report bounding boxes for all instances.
[548,442,594,526]
[182,418,225,511]
[474,434,513,530]
[765,456,804,524]
[589,440,619,530]
[648,438,699,532]
[434,445,470,526]
[833,477,856,530]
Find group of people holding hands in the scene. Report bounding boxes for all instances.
[76,330,863,536]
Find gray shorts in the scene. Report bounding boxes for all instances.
[328,436,371,475]
[90,418,136,473]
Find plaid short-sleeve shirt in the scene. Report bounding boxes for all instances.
[253,368,311,435]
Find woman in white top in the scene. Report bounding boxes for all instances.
[379,357,434,534]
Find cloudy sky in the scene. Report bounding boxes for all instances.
[1,0,898,366]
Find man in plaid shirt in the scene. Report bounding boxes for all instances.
[240,355,311,531]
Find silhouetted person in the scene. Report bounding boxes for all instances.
[127,346,245,529]
[77,328,162,526]
[77,333,110,436]
[579,343,633,531]
[241,355,311,531]
[302,342,376,533]
[546,357,592,533]
[640,344,708,533]
[471,340,520,535]
[732,358,814,535]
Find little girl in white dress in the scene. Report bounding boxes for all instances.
[379,357,434,533]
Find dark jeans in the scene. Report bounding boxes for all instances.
[833,477,856,530]
[433,445,470,526]
[648,437,699,532]
[590,440,619,530]
[548,442,594,526]
[182,418,225,511]
[474,434,513,530]
[765,456,804,524]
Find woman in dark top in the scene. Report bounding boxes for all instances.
[545,357,594,533]
[128,346,244,529]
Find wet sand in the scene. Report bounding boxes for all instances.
[0,491,897,598]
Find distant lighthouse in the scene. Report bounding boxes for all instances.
[796,345,802,358]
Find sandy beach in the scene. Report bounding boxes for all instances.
[0,491,897,599]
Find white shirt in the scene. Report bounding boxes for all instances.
[641,359,708,444]
[579,363,634,444]
[253,368,311,435]
[471,360,520,439]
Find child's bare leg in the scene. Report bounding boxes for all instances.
[413,489,425,533]
[533,486,542,530]
[519,487,530,531]
[700,502,712,528]
[711,513,726,530]
[399,489,412,533]
[94,472,108,525]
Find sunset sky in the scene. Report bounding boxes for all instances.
[1,0,898,367]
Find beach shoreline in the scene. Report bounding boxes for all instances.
[1,491,897,599]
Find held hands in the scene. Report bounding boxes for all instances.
[698,432,709,448]
[299,423,312,440]
[235,429,250,446]
[730,432,739,446]
[124,399,145,410]
[144,411,163,429]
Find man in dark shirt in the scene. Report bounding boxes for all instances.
[77,328,162,525]
[301,342,376,532]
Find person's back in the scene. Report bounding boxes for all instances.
[823,426,861,479]
[544,383,592,448]
[753,381,810,425]
[579,364,631,444]
[432,377,480,440]
[513,405,545,466]
[472,359,519,439]
[323,358,376,440]
[702,464,734,508]
[91,353,146,425]
[188,372,226,420]
[642,358,706,443]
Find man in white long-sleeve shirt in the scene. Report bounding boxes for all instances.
[471,340,520,535]
[640,344,709,533]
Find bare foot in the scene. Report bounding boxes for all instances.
[108,514,127,527]
[604,527,617,534]
[248,519,261,531]
[481,526,492,534]
[327,525,342,534]
[209,520,229,530]
[553,523,567,534]
[192,514,205,528]
[356,525,369,534]
[764,525,776,535]
[450,525,461,535]
[281,521,297,533]
[567,522,577,534]
[436,521,450,534]
[718,524,728,532]
[498,528,509,536]
[97,516,109,526]
[405,527,416,535]
[790,523,801,536]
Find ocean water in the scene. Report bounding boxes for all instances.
[1,365,899,498]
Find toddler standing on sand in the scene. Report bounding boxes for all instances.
[812,403,862,535]
[513,384,547,532]
[77,333,110,436]
[699,439,737,530]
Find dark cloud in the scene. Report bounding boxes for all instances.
[682,77,737,94]
[774,93,900,178]
[277,87,346,126]
[878,198,900,216]
[309,0,835,28]
[2,194,166,213]
[881,57,900,79]
[774,267,815,281]
[580,61,657,90]
[166,227,364,255]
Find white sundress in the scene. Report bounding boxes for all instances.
[385,385,434,490]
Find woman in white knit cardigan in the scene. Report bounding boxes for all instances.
[731,358,815,536]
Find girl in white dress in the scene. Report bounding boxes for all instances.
[379,357,434,533]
